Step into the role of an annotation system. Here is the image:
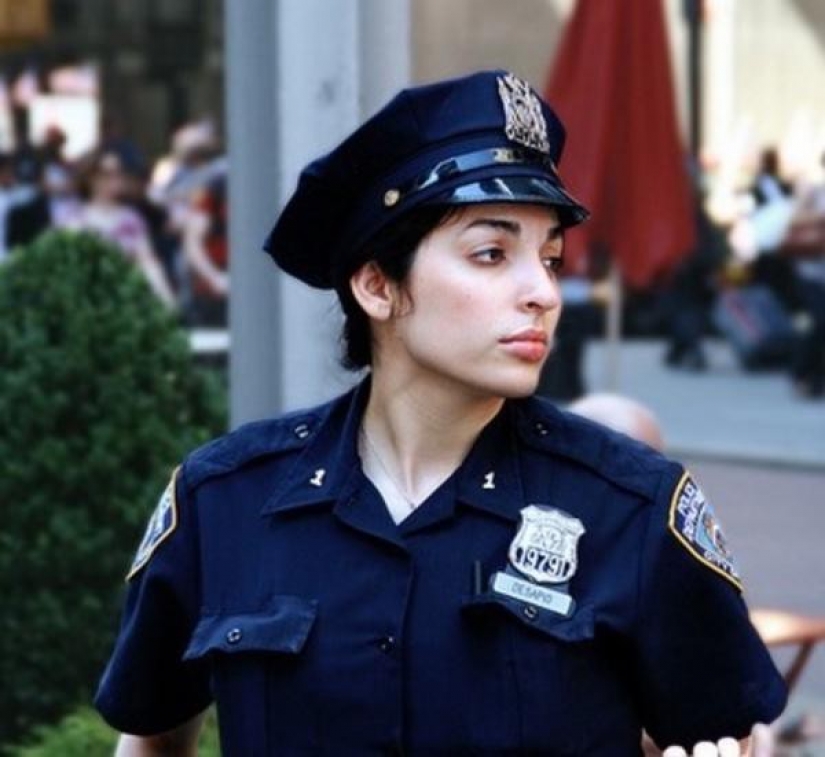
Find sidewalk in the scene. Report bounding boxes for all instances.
[582,338,825,470]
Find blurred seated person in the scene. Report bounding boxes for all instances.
[6,162,82,249]
[568,392,665,450]
[69,150,176,308]
[726,146,798,309]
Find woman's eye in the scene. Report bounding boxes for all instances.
[472,248,505,264]
[542,256,564,273]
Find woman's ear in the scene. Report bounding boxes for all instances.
[349,262,397,321]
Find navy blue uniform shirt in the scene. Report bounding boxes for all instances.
[96,380,786,754]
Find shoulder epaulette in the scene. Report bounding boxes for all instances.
[182,394,343,490]
[516,396,677,502]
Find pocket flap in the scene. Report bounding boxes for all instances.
[462,592,594,641]
[183,595,318,660]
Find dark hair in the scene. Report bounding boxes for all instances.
[335,204,457,370]
[76,148,124,199]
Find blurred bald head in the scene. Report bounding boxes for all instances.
[568,393,665,452]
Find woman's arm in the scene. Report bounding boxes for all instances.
[114,710,205,756]
[182,207,229,296]
[132,234,177,308]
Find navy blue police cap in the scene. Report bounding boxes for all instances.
[264,69,589,289]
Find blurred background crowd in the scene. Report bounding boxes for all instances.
[0,114,228,325]
[0,0,824,753]
[0,0,822,401]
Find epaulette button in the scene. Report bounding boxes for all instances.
[534,421,549,436]
[293,423,311,440]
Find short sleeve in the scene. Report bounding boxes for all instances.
[94,466,212,736]
[634,467,787,749]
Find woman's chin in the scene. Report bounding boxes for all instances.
[472,369,543,400]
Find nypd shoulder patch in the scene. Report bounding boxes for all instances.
[127,468,180,581]
[667,471,742,591]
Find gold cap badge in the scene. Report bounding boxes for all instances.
[497,73,550,154]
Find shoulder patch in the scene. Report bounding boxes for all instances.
[667,471,742,591]
[127,467,180,581]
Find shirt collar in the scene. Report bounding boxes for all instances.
[260,378,370,516]
[453,401,524,524]
[261,378,528,527]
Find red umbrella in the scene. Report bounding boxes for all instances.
[546,0,695,289]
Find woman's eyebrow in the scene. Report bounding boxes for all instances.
[463,217,521,235]
[546,223,563,241]
[462,217,563,241]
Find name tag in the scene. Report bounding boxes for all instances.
[491,571,573,617]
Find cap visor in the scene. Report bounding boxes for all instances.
[433,176,589,227]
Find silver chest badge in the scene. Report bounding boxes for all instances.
[509,505,585,584]
[489,505,585,618]
[497,73,551,154]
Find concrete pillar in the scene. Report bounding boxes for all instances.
[226,0,411,427]
[359,0,412,117]
[224,0,282,428]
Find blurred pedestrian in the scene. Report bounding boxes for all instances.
[180,170,228,326]
[0,151,33,261]
[70,150,175,307]
[119,160,182,298]
[6,161,82,249]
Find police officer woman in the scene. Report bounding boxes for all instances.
[97,71,786,755]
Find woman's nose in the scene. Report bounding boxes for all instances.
[518,258,561,313]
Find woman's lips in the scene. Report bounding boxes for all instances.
[499,329,548,362]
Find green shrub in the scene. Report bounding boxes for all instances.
[6,706,220,757]
[4,708,116,757]
[0,231,226,746]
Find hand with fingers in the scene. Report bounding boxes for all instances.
[662,736,750,756]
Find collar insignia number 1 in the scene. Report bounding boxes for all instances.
[310,468,326,487]
[497,73,551,154]
[127,467,180,581]
[491,505,585,618]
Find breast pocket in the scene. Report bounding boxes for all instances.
[183,595,318,754]
[462,594,637,754]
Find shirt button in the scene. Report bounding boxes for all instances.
[226,627,243,644]
[378,636,396,654]
[522,605,539,621]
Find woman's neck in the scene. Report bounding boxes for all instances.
[362,370,504,503]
